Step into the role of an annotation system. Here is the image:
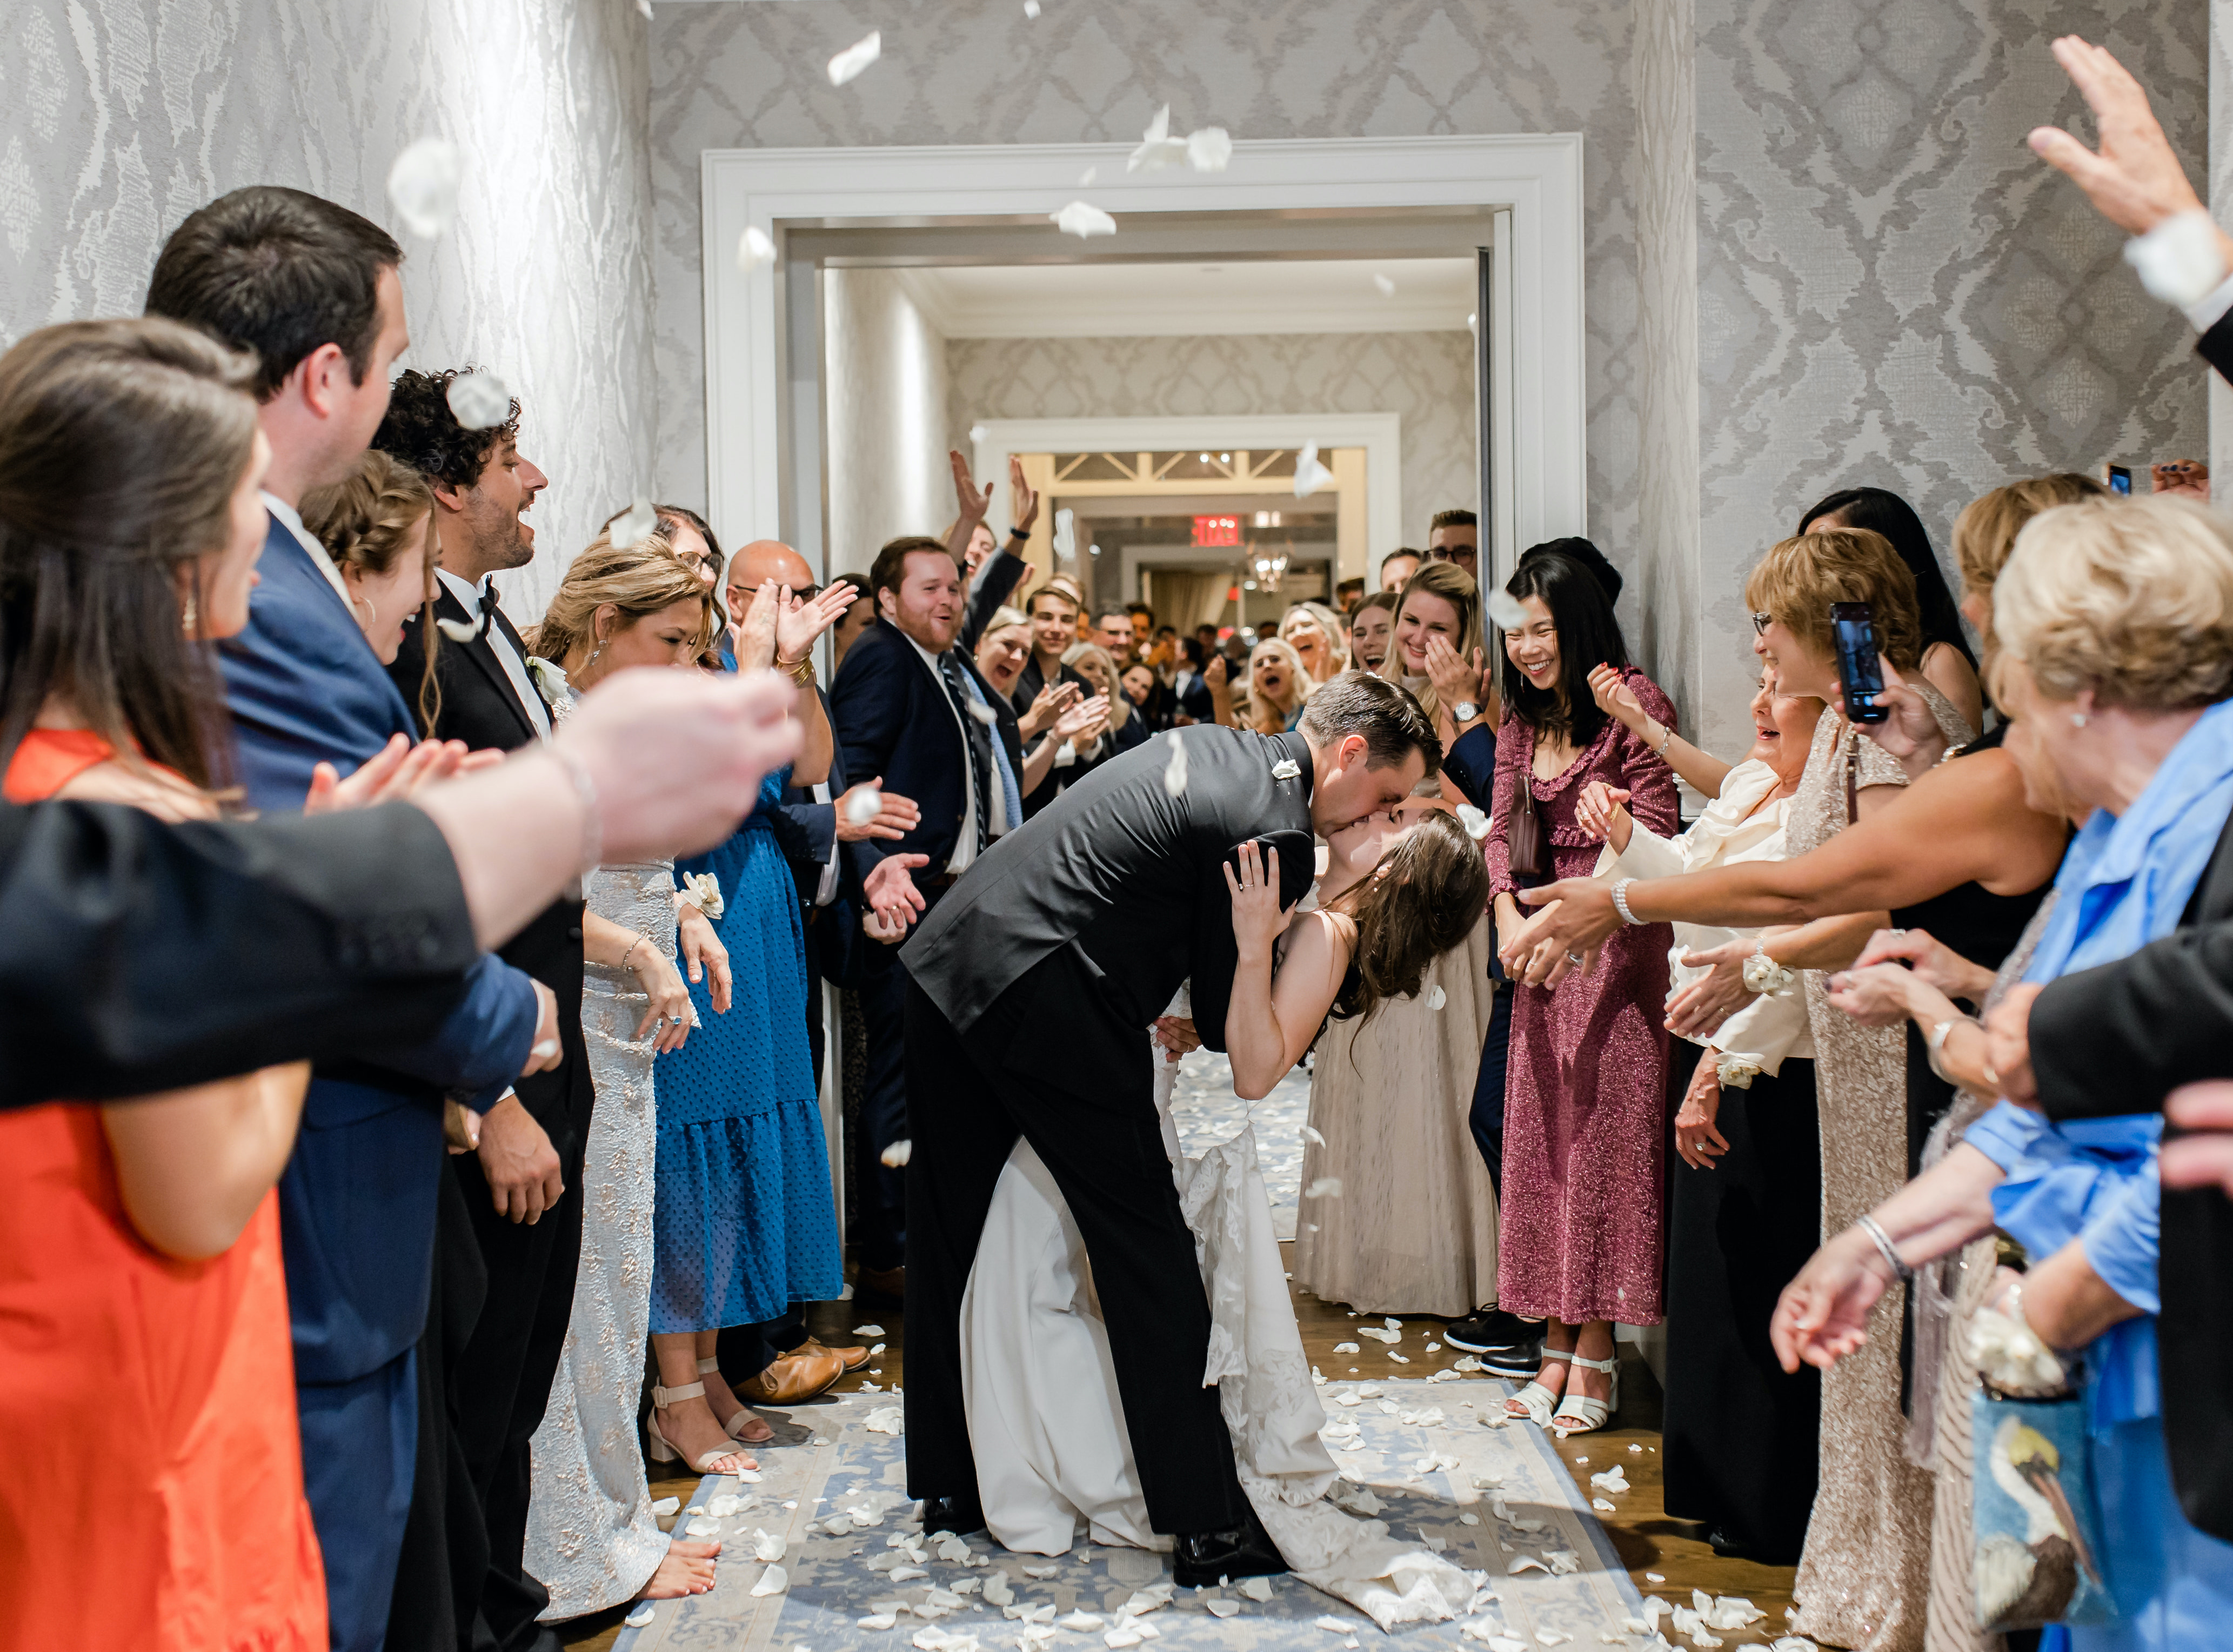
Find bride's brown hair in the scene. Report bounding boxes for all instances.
[1326,808,1491,1022]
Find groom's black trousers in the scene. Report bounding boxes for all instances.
[901,948,1248,1535]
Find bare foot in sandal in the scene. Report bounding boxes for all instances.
[641,1539,720,1599]
[698,1360,775,1445]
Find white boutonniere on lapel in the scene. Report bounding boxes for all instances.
[679,871,724,921]
[1271,758,1301,781]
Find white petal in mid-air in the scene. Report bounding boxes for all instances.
[1128,104,1189,172]
[387,138,462,239]
[737,225,777,275]
[1162,731,1188,797]
[1293,442,1333,499]
[846,787,885,826]
[881,1139,913,1168]
[829,32,881,86]
[1052,507,1078,560]
[611,496,659,551]
[1486,590,1529,631]
[1373,272,1396,297]
[1186,127,1233,172]
[1051,201,1116,239]
[445,370,511,431]
[1303,1177,1343,1199]
[1424,985,1447,1011]
[1024,0,1041,15]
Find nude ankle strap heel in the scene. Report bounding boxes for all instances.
[644,1381,756,1474]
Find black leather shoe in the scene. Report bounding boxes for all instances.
[921,1495,986,1536]
[1172,1505,1288,1588]
[1443,1307,1545,1376]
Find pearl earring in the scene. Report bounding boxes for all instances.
[181,593,198,635]
[2070,712,2089,728]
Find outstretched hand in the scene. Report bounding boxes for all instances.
[2030,36,2226,249]
[950,450,993,527]
[1007,455,1040,535]
[1224,840,1295,961]
[775,580,858,663]
[1771,1227,1893,1372]
[305,734,498,812]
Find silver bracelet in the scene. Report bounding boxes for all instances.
[1857,1213,1915,1283]
[1610,878,1642,926]
[621,934,647,971]
[545,743,604,874]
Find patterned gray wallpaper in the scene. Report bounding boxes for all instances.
[946,330,1478,551]
[1692,0,2210,747]
[0,0,657,619]
[646,0,1643,579]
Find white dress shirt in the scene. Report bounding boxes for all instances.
[901,630,980,875]
[810,779,840,905]
[1596,757,1814,1083]
[436,566,551,740]
[264,492,354,612]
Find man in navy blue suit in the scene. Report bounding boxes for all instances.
[146,186,553,1652]
[830,533,1030,1302]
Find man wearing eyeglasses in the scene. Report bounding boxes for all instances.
[1426,508,1479,581]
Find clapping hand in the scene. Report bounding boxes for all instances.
[775,580,857,664]
[1587,662,1648,737]
[1574,780,1633,850]
[1018,679,1082,740]
[1224,840,1295,961]
[731,578,780,672]
[1422,633,1488,720]
[1674,1058,1729,1169]
[305,734,501,813]
[1055,693,1111,748]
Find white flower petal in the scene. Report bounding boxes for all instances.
[1425,985,1448,1010]
[651,1495,680,1516]
[445,370,512,431]
[386,137,461,239]
[845,786,884,826]
[738,225,777,275]
[966,698,999,726]
[636,0,653,16]
[1302,1124,1327,1146]
[625,1603,657,1627]
[1024,0,1041,14]
[1237,1578,1274,1602]
[612,495,659,551]
[1303,1176,1343,1199]
[1455,802,1492,841]
[1051,202,1116,239]
[865,1404,906,1434]
[1077,166,1097,187]
[436,616,480,644]
[1486,590,1529,631]
[1051,507,1078,560]
[880,1138,913,1168]
[1163,730,1189,797]
[1293,442,1334,499]
[1373,273,1396,297]
[828,31,881,86]
[1591,1497,1615,1513]
[853,1323,884,1335]
[1205,1600,1240,1619]
[1272,758,1301,779]
[1185,128,1233,172]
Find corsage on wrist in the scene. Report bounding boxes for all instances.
[679,871,724,921]
[1741,939,1797,996]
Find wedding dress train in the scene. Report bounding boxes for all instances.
[958,1032,1474,1630]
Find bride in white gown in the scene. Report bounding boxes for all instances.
[960,810,1495,1629]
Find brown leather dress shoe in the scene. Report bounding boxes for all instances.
[798,1336,870,1371]
[857,1264,905,1305]
[736,1348,846,1406]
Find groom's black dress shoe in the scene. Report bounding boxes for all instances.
[921,1495,986,1536]
[1172,1505,1288,1588]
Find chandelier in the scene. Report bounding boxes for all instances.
[1249,544,1290,593]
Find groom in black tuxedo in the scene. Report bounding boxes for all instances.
[896,674,1438,1580]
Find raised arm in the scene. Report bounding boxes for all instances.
[1222,841,1350,1101]
[1589,663,1730,799]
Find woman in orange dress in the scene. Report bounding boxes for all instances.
[0,319,327,1649]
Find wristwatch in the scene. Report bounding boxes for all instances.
[1452,700,1480,725]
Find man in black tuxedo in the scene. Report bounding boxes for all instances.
[893,674,1438,1579]
[830,536,1028,1303]
[373,370,586,1652]
[2005,32,2233,1541]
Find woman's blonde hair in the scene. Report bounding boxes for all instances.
[1744,527,1923,671]
[1386,558,1481,725]
[302,451,443,730]
[528,532,720,670]
[1951,473,2108,610]
[1062,639,1131,730]
[1240,636,1314,733]
[1993,494,2233,712]
[1279,600,1352,678]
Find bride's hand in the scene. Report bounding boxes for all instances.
[1223,839,1294,961]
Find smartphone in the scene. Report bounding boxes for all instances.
[2104,463,2132,496]
[1829,601,1889,724]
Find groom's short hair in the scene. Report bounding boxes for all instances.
[1298,673,1442,777]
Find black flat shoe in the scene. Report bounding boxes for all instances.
[1172,1504,1288,1588]
[1706,1525,1754,1559]
[921,1494,986,1536]
[1443,1307,1545,1376]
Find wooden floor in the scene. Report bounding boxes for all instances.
[559,1255,1797,1648]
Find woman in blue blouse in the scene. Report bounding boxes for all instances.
[1771,494,2233,1650]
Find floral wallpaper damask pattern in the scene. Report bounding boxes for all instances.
[0,0,657,619]
[946,330,1479,545]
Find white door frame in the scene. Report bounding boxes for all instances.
[969,412,1403,583]
[699,134,1587,561]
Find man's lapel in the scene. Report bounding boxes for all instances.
[435,586,539,745]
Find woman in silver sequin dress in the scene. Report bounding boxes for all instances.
[523,536,733,1616]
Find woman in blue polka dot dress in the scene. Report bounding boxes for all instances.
[645,577,853,1472]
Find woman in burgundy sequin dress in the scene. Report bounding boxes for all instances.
[1483,547,1677,1434]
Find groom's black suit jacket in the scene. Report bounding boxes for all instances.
[899,724,1316,1063]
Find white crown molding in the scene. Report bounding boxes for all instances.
[699,133,1585,559]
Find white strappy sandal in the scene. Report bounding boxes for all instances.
[1549,1352,1621,1435]
[645,1381,756,1474]
[1503,1346,1572,1426]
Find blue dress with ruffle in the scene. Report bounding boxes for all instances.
[649,765,840,1332]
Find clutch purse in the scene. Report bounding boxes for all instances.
[1506,772,1546,881]
[1969,1388,2117,1631]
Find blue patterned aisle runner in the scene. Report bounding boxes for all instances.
[1166,1048,1311,1240]
[613,1377,1662,1652]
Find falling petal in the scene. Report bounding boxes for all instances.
[625,1603,657,1627]
[853,1323,884,1334]
[966,698,999,726]
[1051,201,1116,239]
[1052,508,1078,560]
[738,225,777,275]
[1128,105,1189,172]
[881,1139,912,1168]
[1303,1177,1343,1199]
[828,31,881,86]
[612,496,659,550]
[1302,1124,1327,1146]
[1486,590,1529,631]
[1455,802,1492,841]
[1373,273,1399,298]
[1024,0,1041,12]
[1163,730,1188,797]
[1078,166,1098,186]
[1425,985,1447,1011]
[1185,127,1233,172]
[386,137,461,238]
[636,0,652,16]
[445,370,512,431]
[1293,442,1334,499]
[437,616,481,644]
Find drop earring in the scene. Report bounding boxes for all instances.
[2070,712,2089,728]
[181,593,198,636]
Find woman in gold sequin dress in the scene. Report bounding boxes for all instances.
[1748,529,1974,1652]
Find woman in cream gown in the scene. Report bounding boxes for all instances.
[959,812,1496,1628]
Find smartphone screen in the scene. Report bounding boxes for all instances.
[1829,601,1888,724]
[2106,464,2132,496]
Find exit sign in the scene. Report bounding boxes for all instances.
[1193,514,1240,547]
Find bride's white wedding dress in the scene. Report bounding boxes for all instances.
[958,1004,1474,1630]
